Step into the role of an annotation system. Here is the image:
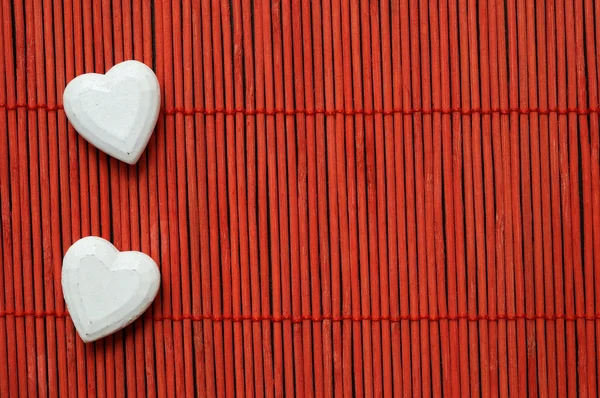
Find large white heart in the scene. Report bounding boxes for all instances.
[63,60,160,165]
[62,236,160,343]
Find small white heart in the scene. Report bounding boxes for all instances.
[63,60,160,165]
[62,236,160,343]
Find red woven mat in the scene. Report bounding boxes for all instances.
[2,0,600,396]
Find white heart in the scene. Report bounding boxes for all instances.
[62,236,160,343]
[63,60,160,165]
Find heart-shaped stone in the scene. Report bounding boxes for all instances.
[62,236,160,343]
[63,60,160,165]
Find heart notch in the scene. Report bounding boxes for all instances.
[63,60,160,165]
[62,237,160,343]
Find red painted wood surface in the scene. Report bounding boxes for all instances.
[1,0,600,396]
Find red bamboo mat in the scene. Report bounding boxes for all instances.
[1,0,600,396]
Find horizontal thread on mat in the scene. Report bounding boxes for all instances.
[1,310,599,322]
[2,102,600,116]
